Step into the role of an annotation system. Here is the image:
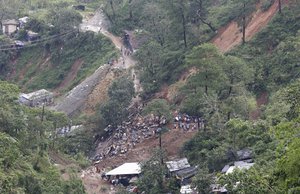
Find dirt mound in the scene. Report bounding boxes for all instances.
[212,0,284,52]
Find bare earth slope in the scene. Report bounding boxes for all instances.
[212,0,285,53]
[53,10,140,116]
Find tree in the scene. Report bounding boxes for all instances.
[142,99,171,120]
[47,7,82,33]
[141,3,170,46]
[219,167,277,194]
[232,0,256,44]
[136,41,165,96]
[162,0,189,48]
[278,0,282,14]
[192,166,213,194]
[138,149,167,194]
[101,76,134,127]
[108,77,135,106]
[185,43,224,95]
[189,0,216,32]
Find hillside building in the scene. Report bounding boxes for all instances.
[2,19,18,35]
[19,89,53,107]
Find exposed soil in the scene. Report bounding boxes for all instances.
[55,1,286,192]
[82,127,198,194]
[83,70,116,115]
[212,0,286,53]
[250,91,269,120]
[52,64,111,116]
[53,10,140,116]
[57,59,84,91]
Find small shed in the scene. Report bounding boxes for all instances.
[19,89,53,107]
[106,163,141,176]
[2,19,18,35]
[166,158,191,173]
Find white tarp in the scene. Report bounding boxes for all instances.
[106,162,141,176]
[225,161,255,175]
[166,158,190,172]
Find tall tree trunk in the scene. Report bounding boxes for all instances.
[227,111,231,121]
[242,3,246,44]
[110,0,115,20]
[129,0,133,19]
[278,0,282,14]
[181,10,187,48]
[198,17,216,32]
[205,72,208,95]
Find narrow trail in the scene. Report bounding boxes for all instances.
[212,0,286,53]
[53,10,142,115]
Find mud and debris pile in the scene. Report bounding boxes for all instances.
[93,113,168,161]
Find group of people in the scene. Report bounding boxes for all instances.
[174,113,206,131]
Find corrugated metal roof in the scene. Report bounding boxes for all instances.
[21,89,53,100]
[106,163,141,176]
[2,19,18,25]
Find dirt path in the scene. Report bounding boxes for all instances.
[52,9,141,116]
[212,0,284,53]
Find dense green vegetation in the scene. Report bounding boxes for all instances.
[0,0,116,92]
[106,0,300,193]
[12,32,116,91]
[0,81,86,193]
[1,0,300,193]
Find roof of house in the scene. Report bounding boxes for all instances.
[166,158,191,172]
[106,163,141,176]
[221,164,230,173]
[175,166,197,179]
[237,148,253,160]
[2,19,18,25]
[20,89,53,101]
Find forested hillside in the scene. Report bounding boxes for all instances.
[0,0,300,193]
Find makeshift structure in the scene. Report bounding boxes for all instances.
[19,89,53,107]
[166,158,191,173]
[224,161,255,175]
[106,163,141,176]
[2,19,18,35]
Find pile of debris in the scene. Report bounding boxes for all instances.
[94,114,168,161]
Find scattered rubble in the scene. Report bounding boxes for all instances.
[94,113,168,161]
